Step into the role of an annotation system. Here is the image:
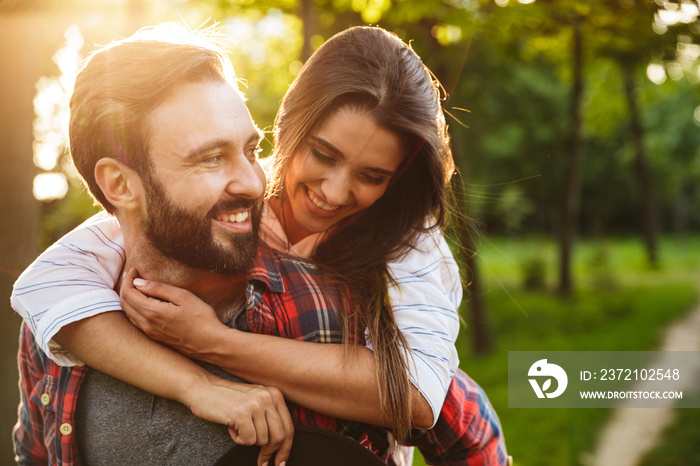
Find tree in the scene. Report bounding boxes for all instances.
[471,0,697,287]
[0,7,83,460]
[622,62,660,265]
[559,12,585,294]
[591,0,700,267]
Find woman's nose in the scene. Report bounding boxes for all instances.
[320,171,353,206]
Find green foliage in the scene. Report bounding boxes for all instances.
[582,58,627,139]
[223,10,304,145]
[494,185,536,234]
[582,241,618,290]
[39,179,102,249]
[18,1,700,463]
[641,77,700,231]
[520,255,547,291]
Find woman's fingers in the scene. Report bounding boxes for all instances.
[132,276,190,303]
[269,390,294,466]
[119,269,151,327]
[256,387,293,466]
[221,386,294,466]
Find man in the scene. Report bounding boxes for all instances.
[13,24,386,466]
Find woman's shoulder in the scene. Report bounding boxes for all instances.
[391,226,456,268]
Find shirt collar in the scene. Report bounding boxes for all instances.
[246,242,285,293]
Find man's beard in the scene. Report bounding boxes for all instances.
[142,175,262,276]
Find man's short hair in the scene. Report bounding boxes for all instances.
[69,23,238,213]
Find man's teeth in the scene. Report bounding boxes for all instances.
[308,190,339,211]
[219,211,249,223]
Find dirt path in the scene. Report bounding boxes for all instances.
[589,288,700,466]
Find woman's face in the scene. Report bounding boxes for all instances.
[282,107,406,243]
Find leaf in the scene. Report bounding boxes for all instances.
[542,379,552,392]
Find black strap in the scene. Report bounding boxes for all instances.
[213,424,386,465]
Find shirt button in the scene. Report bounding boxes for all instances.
[40,394,51,406]
[60,423,73,436]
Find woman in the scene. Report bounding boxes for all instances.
[13,25,507,465]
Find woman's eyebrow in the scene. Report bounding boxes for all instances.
[366,166,395,176]
[310,136,396,176]
[310,136,342,156]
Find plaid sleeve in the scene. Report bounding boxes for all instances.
[13,324,87,466]
[407,369,509,466]
[13,323,50,465]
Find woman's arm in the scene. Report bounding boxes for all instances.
[11,212,124,365]
[121,273,435,429]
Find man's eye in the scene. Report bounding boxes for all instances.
[202,154,223,164]
[246,146,262,161]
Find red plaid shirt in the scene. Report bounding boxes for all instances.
[14,243,507,465]
[407,369,508,465]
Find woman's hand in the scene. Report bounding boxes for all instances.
[185,377,294,466]
[120,268,224,358]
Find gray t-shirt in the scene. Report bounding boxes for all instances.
[76,312,249,465]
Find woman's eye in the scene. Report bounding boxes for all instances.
[311,148,335,164]
[362,173,387,185]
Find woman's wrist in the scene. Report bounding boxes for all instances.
[192,325,241,368]
[178,364,218,410]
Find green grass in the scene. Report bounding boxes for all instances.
[412,235,700,466]
[638,387,700,466]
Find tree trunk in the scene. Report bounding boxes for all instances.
[463,233,492,354]
[299,0,314,62]
[622,65,659,267]
[558,17,584,295]
[0,12,55,464]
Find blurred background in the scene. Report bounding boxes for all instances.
[1,0,699,464]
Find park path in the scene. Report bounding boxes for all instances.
[589,282,700,466]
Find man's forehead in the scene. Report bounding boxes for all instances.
[152,79,248,118]
[146,80,259,155]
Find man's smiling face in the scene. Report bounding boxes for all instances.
[140,80,265,275]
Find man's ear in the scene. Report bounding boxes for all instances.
[94,158,145,210]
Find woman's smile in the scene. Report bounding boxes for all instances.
[306,187,343,213]
[281,107,406,244]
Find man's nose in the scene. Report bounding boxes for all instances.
[225,155,265,200]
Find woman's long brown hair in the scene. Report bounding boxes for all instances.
[267,26,455,440]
